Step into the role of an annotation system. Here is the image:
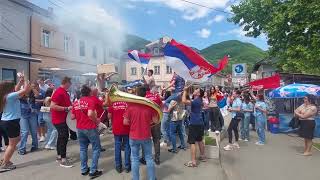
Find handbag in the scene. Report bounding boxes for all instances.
[289,117,300,129]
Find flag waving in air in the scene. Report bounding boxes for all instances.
[128,50,151,68]
[164,39,228,82]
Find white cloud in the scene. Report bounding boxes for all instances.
[218,26,256,42]
[207,15,225,25]
[169,19,176,26]
[125,4,136,9]
[131,0,229,20]
[146,10,156,14]
[196,28,211,38]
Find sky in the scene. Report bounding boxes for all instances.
[28,0,268,50]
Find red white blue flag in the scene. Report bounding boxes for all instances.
[164,39,228,82]
[128,50,151,68]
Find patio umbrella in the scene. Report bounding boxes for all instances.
[82,72,97,76]
[268,83,320,98]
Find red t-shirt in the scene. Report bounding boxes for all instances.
[145,91,162,107]
[51,87,71,125]
[72,97,97,130]
[108,101,130,135]
[123,104,156,140]
[90,96,104,118]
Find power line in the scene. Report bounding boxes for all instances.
[178,0,233,15]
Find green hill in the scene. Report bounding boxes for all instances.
[200,40,267,73]
[124,34,151,51]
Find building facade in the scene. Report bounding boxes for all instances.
[0,0,41,82]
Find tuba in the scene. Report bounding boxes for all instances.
[108,85,162,125]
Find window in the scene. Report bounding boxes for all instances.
[42,30,50,48]
[64,35,70,53]
[154,65,160,75]
[131,67,137,75]
[92,46,97,59]
[2,68,16,83]
[141,67,148,75]
[166,65,172,74]
[79,40,85,56]
[153,47,159,55]
[115,66,118,72]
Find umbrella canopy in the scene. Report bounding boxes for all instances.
[123,80,144,88]
[82,72,97,76]
[268,83,320,98]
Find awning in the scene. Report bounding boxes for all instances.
[248,74,281,90]
[0,51,41,63]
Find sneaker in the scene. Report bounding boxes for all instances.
[18,150,27,155]
[44,145,55,150]
[244,139,249,142]
[115,166,122,174]
[1,163,16,171]
[223,144,233,151]
[239,138,244,141]
[168,149,178,153]
[59,160,74,168]
[154,158,160,165]
[124,167,131,173]
[160,142,167,147]
[81,168,90,176]
[255,142,265,146]
[178,145,186,150]
[89,170,103,179]
[100,148,106,152]
[232,143,240,149]
[39,136,46,142]
[30,147,39,152]
[139,158,146,165]
[56,156,73,163]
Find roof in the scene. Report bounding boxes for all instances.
[252,58,277,72]
[9,0,50,17]
[0,50,41,62]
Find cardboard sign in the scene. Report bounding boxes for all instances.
[97,64,116,74]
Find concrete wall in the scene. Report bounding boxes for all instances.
[0,57,29,80]
[0,0,32,53]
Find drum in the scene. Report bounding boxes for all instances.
[66,113,77,132]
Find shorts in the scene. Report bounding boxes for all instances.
[188,125,204,144]
[1,119,20,138]
[299,120,315,139]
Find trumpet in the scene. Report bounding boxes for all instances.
[108,85,162,125]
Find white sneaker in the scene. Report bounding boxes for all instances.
[39,136,46,142]
[224,144,233,151]
[239,138,244,141]
[160,142,167,147]
[232,143,240,149]
[45,145,55,150]
[255,142,265,146]
[244,139,249,142]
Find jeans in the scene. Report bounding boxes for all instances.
[169,120,186,151]
[142,124,161,161]
[130,138,155,180]
[19,109,38,152]
[78,129,101,174]
[256,115,266,144]
[114,135,130,169]
[202,110,210,130]
[54,123,69,158]
[227,118,241,144]
[240,116,250,140]
[164,92,181,107]
[37,112,45,127]
[43,113,57,147]
[161,112,170,143]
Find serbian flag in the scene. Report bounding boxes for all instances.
[164,39,228,82]
[128,50,151,68]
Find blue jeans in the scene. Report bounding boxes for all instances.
[114,135,130,169]
[43,112,57,147]
[164,92,181,107]
[202,110,210,130]
[130,138,155,180]
[256,115,266,144]
[78,129,101,174]
[170,120,186,151]
[37,112,45,127]
[240,116,250,140]
[161,112,170,143]
[19,109,38,152]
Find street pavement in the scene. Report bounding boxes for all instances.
[221,131,320,180]
[0,134,228,180]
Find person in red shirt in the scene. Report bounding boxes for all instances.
[50,77,73,168]
[141,87,162,165]
[71,85,102,178]
[124,86,159,180]
[108,100,131,173]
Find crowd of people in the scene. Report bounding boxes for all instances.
[0,69,317,179]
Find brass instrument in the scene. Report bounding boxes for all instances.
[108,85,162,125]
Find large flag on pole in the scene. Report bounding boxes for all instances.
[128,50,151,68]
[164,39,228,82]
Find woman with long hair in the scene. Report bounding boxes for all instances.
[294,94,318,156]
[0,77,31,170]
[43,88,57,150]
[254,94,268,145]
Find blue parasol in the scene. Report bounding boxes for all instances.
[268,83,320,99]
